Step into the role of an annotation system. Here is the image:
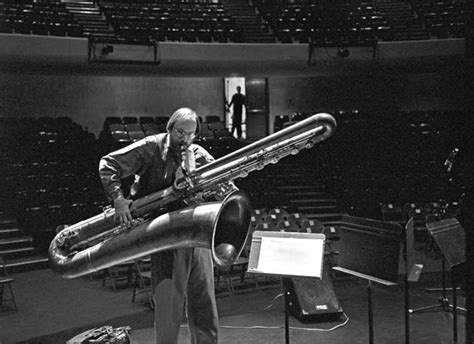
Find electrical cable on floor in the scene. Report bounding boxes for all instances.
[217,312,349,332]
[263,292,285,310]
[181,291,350,332]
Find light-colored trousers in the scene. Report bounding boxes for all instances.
[152,248,219,344]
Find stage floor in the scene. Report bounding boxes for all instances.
[130,280,466,344]
[1,267,466,344]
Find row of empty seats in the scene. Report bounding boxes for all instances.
[0,117,108,251]
[256,1,392,44]
[2,109,472,261]
[380,199,458,246]
[98,115,245,157]
[0,0,469,43]
[0,116,99,162]
[250,208,339,240]
[100,1,243,43]
[413,0,468,39]
[0,1,83,37]
[381,200,457,224]
[316,109,470,223]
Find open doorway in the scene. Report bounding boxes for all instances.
[224,77,246,139]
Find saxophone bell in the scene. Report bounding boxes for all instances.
[49,190,252,278]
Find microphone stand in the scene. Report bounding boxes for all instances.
[409,148,466,343]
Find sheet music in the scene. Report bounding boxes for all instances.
[257,236,324,278]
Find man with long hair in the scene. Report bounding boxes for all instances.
[99,108,219,344]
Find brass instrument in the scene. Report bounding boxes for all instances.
[49,113,336,279]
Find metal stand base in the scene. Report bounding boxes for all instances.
[409,260,466,344]
[409,260,466,314]
[285,284,290,344]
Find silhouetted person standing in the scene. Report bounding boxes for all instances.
[227,86,247,138]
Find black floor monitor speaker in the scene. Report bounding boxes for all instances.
[284,266,343,323]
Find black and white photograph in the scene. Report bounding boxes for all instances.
[0,0,473,343]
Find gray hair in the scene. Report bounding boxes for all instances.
[166,107,201,134]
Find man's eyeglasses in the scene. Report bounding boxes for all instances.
[173,127,196,139]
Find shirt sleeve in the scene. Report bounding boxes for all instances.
[192,144,215,167]
[99,137,157,199]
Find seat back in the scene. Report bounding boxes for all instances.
[381,203,404,223]
[276,220,299,232]
[0,256,8,277]
[0,255,17,311]
[300,219,325,233]
[254,222,277,232]
[286,213,308,226]
[205,115,220,123]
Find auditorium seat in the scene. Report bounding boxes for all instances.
[182,27,198,42]
[207,121,233,139]
[197,27,213,42]
[0,18,13,33]
[205,115,220,123]
[286,212,308,227]
[268,207,288,218]
[155,116,169,129]
[276,219,299,232]
[274,115,290,132]
[198,125,215,140]
[294,27,309,43]
[251,208,267,221]
[254,222,277,232]
[139,116,155,125]
[128,130,145,142]
[299,219,324,234]
[110,124,131,145]
[31,20,49,35]
[250,209,266,230]
[49,22,67,37]
[228,28,244,43]
[122,116,139,124]
[104,116,123,128]
[108,123,127,133]
[381,203,404,224]
[263,213,282,227]
[142,122,162,136]
[126,122,144,133]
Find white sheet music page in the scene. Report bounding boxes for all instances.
[257,236,324,278]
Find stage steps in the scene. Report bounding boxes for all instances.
[64,1,116,41]
[0,217,49,273]
[221,0,276,43]
[375,1,429,41]
[277,180,347,223]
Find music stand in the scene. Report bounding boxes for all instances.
[247,231,326,344]
[331,215,401,344]
[422,218,466,343]
[408,219,463,310]
[403,217,424,344]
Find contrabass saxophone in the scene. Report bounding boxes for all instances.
[49,113,336,278]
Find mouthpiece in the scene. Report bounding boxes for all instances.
[181,146,196,173]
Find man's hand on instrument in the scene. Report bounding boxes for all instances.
[113,196,133,226]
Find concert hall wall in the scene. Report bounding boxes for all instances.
[0,66,471,137]
[269,71,470,117]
